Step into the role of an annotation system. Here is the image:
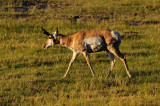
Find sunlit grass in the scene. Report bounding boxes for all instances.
[0,0,160,105]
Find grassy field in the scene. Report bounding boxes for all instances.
[0,0,160,105]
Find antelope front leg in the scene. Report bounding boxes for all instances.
[63,52,78,78]
[82,52,95,77]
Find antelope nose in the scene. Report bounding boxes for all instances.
[43,45,47,49]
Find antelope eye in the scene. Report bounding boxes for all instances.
[49,36,53,39]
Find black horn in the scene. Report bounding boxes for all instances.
[41,27,50,36]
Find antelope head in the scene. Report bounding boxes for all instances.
[41,27,59,49]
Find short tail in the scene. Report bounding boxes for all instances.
[111,30,121,43]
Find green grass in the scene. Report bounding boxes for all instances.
[0,0,160,105]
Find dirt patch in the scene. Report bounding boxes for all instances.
[125,20,160,26]
[121,31,142,40]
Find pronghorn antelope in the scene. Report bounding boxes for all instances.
[41,27,132,78]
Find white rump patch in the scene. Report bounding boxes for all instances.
[111,30,121,42]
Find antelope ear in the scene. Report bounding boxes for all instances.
[41,27,50,36]
[53,28,58,39]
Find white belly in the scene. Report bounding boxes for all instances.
[83,37,106,52]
